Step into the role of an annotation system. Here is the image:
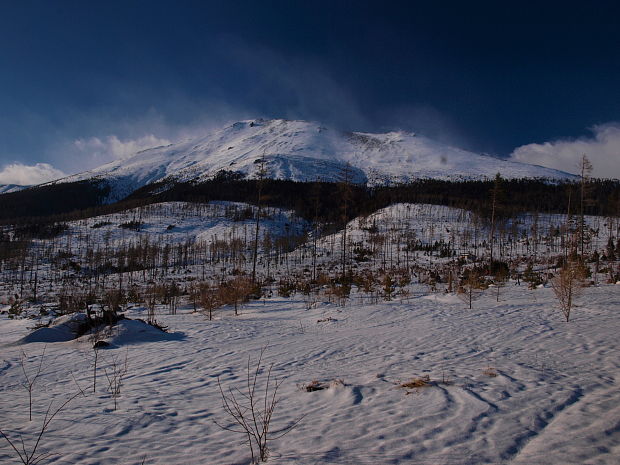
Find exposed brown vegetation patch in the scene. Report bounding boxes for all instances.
[399,375,431,389]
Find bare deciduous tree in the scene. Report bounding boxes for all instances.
[578,154,593,258]
[458,268,484,309]
[551,261,586,322]
[219,276,254,316]
[200,283,219,321]
[252,156,268,284]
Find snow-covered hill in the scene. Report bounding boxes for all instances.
[1,199,618,464]
[55,119,575,202]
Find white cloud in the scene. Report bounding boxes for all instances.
[0,162,67,186]
[510,123,620,179]
[73,134,171,163]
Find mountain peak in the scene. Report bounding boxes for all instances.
[56,119,575,203]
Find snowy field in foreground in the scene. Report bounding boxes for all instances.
[1,282,619,465]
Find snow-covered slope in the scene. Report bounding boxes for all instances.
[62,201,307,249]
[56,119,575,202]
[2,281,619,464]
[1,200,617,464]
[0,184,27,194]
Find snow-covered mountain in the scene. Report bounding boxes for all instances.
[55,119,575,202]
[0,184,28,194]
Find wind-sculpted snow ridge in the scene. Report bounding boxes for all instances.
[55,119,576,202]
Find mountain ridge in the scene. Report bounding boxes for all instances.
[50,119,575,203]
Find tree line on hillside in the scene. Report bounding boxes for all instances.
[2,167,619,325]
[0,180,110,222]
[1,172,619,230]
[141,175,620,222]
[3,199,618,322]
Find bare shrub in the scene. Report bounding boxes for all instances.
[357,271,377,294]
[326,281,350,307]
[215,348,303,463]
[301,284,320,310]
[104,350,128,410]
[382,274,395,301]
[1,393,79,465]
[20,348,45,421]
[104,289,124,323]
[277,279,295,298]
[523,262,544,289]
[8,296,23,318]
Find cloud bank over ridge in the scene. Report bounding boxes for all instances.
[510,123,620,179]
[0,162,67,186]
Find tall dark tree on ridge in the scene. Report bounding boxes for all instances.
[579,154,593,259]
[337,163,354,277]
[489,173,504,263]
[251,156,268,284]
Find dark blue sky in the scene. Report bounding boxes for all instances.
[1,1,619,176]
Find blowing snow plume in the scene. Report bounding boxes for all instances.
[510,123,620,179]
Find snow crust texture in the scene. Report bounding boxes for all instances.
[1,284,619,464]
